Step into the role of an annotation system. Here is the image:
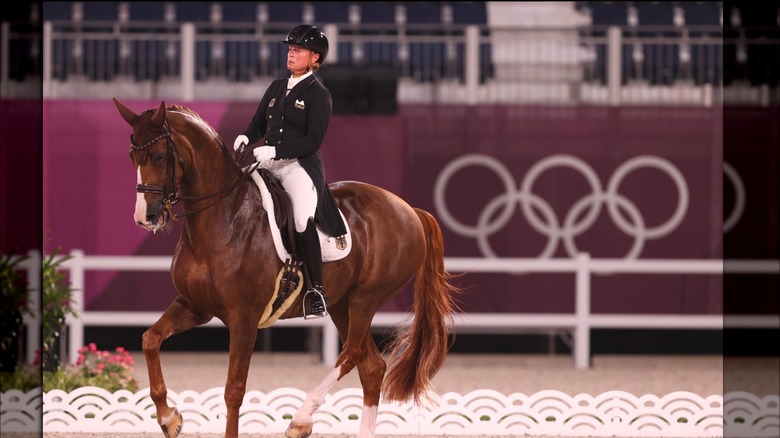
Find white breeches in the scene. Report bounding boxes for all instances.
[263,158,318,232]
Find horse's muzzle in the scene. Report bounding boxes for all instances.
[137,202,169,232]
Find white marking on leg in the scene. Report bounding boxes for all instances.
[134,166,148,224]
[159,410,176,425]
[357,405,378,438]
[292,367,341,424]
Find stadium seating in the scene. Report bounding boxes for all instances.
[583,1,628,26]
[42,2,73,21]
[680,2,721,27]
[313,2,350,24]
[81,2,117,21]
[267,2,303,23]
[34,2,779,91]
[452,2,488,25]
[127,2,167,22]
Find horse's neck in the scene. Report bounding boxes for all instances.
[187,147,237,193]
[180,164,267,244]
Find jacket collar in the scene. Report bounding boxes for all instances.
[285,75,318,103]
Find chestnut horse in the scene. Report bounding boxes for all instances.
[113,99,459,438]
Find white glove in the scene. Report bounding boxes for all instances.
[233,134,249,152]
[253,146,276,166]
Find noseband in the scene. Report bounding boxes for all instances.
[131,117,181,220]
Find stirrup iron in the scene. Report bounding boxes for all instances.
[303,288,328,319]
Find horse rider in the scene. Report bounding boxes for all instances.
[233,24,346,319]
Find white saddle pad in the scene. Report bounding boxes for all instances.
[248,164,352,263]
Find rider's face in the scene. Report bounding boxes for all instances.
[287,44,319,77]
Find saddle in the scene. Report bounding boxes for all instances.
[257,168,299,257]
[249,166,352,263]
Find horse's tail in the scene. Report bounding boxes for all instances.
[382,208,460,404]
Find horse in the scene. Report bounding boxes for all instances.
[113,98,460,438]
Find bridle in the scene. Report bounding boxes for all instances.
[131,117,182,220]
[130,115,256,221]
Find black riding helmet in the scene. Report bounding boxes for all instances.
[282,25,329,65]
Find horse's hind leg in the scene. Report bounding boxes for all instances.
[286,299,386,438]
[350,329,386,438]
[143,296,210,438]
[285,300,352,438]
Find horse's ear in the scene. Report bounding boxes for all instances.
[113,97,138,126]
[151,101,166,127]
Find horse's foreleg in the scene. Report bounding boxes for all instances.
[223,317,259,438]
[143,296,209,438]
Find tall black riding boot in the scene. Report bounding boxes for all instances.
[297,218,327,319]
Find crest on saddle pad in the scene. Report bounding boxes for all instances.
[248,165,352,327]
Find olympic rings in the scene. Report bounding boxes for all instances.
[722,161,745,234]
[433,154,691,259]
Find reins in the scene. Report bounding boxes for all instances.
[131,114,257,221]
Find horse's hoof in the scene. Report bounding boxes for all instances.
[160,408,183,438]
[285,420,313,438]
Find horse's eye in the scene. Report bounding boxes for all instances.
[154,153,165,163]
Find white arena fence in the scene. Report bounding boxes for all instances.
[16,249,780,369]
[2,387,780,437]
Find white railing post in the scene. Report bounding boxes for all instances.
[43,21,52,98]
[22,250,41,364]
[465,25,479,105]
[322,322,339,366]
[180,23,195,102]
[607,26,622,106]
[1,21,9,98]
[323,24,338,62]
[67,249,86,364]
[574,252,591,369]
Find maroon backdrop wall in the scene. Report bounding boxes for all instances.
[34,101,770,316]
[1,100,42,254]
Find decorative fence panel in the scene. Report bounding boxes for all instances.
[3,388,780,436]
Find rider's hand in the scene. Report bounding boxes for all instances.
[253,146,276,166]
[233,134,249,152]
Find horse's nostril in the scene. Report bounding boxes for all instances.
[146,213,157,224]
[136,220,144,225]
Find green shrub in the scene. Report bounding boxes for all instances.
[41,247,78,371]
[0,365,41,392]
[0,251,32,371]
[1,246,139,394]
